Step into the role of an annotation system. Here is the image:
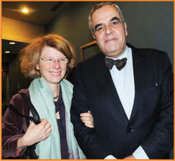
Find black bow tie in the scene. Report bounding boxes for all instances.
[105,57,127,70]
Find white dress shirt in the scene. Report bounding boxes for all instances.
[105,46,149,159]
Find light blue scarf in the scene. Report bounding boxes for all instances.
[29,77,85,159]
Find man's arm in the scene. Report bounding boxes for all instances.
[71,65,109,159]
[136,52,173,159]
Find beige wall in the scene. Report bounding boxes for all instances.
[2,16,44,43]
[2,17,43,103]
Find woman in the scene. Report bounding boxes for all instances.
[2,34,93,159]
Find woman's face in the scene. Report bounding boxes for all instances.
[37,46,68,86]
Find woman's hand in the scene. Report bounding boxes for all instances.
[17,119,51,150]
[80,111,94,128]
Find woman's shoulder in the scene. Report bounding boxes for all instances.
[10,89,30,106]
[61,79,73,95]
[6,89,30,118]
[61,79,73,88]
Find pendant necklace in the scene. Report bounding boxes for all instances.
[54,94,59,99]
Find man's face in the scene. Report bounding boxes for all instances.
[92,5,128,58]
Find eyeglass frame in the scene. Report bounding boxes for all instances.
[40,57,69,65]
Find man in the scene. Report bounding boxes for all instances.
[71,2,173,159]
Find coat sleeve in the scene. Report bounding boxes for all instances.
[70,65,109,159]
[2,94,28,158]
[141,52,174,158]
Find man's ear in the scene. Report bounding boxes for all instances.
[93,34,96,39]
[124,22,128,36]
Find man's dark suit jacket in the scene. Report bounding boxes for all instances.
[71,44,173,159]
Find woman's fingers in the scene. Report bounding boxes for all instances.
[23,119,52,146]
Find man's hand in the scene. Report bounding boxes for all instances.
[80,111,94,128]
[124,155,136,159]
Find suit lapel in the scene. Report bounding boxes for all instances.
[130,47,148,120]
[93,46,149,122]
[94,54,128,122]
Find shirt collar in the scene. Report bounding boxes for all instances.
[105,45,132,63]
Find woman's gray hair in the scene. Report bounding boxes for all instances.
[88,2,126,36]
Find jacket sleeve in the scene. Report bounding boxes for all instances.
[141,52,174,159]
[2,94,28,158]
[71,65,109,159]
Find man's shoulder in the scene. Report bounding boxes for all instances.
[78,52,104,67]
[128,43,167,56]
[128,43,170,67]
